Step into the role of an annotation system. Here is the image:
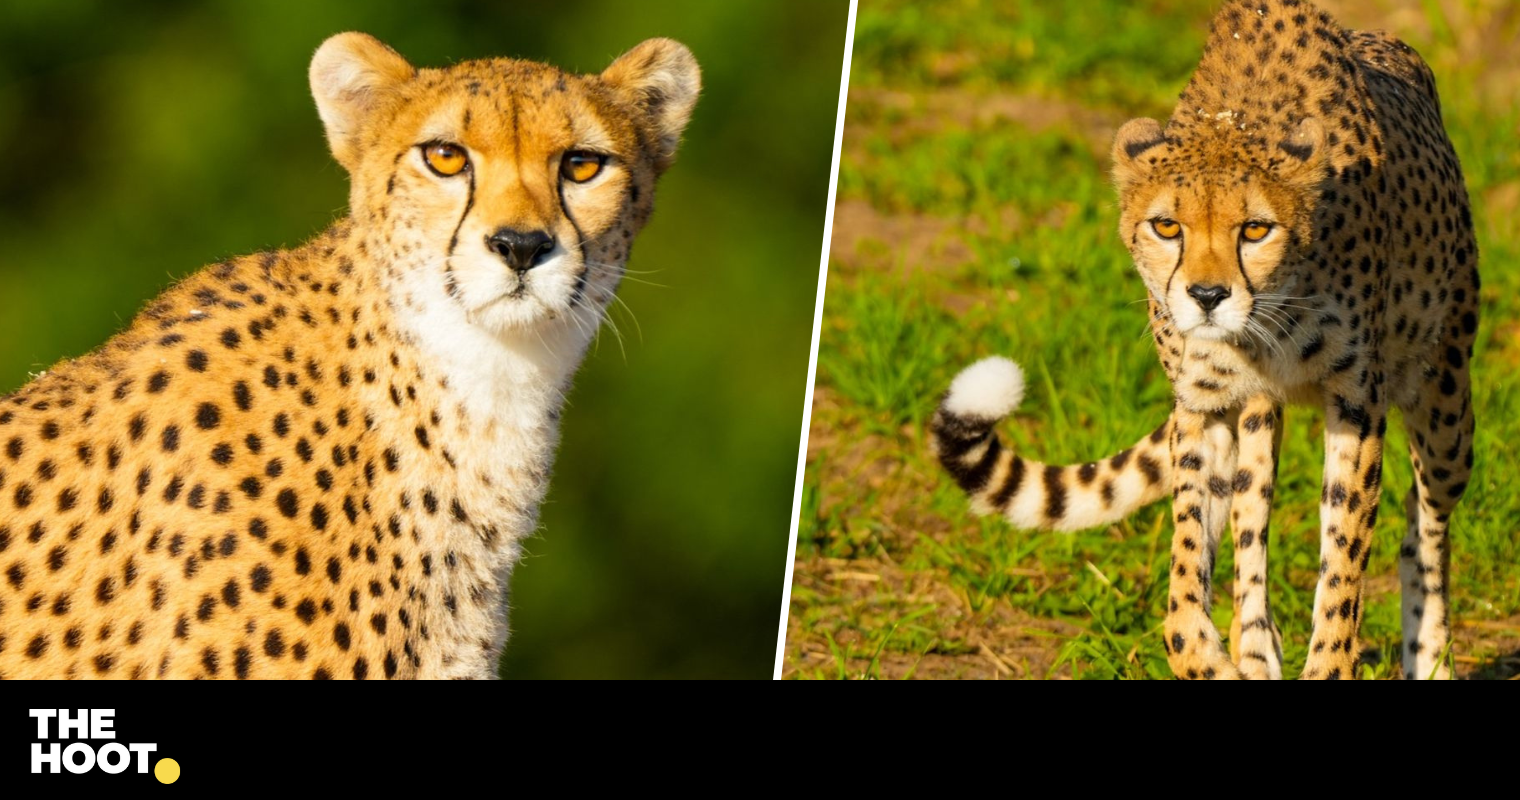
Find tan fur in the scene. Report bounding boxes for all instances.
[0,33,699,679]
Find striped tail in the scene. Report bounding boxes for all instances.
[929,357,1173,532]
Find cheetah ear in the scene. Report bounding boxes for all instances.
[310,33,415,172]
[1276,117,1329,188]
[601,39,702,172]
[1112,118,1167,190]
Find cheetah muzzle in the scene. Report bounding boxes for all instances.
[0,33,700,679]
[931,0,1477,681]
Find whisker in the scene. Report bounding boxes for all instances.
[607,292,645,344]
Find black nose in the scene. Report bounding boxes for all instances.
[1187,284,1231,312]
[487,229,555,273]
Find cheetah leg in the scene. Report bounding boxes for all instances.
[1162,406,1241,680]
[1398,358,1473,680]
[1227,396,1283,680]
[1303,382,1387,680]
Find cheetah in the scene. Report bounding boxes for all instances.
[931,0,1477,680]
[0,33,700,679]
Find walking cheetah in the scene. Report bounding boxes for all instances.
[931,0,1477,680]
[0,33,700,678]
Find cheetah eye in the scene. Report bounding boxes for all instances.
[561,151,606,184]
[1241,221,1273,242]
[422,143,469,177]
[1151,219,1182,239]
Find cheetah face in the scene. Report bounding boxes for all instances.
[309,34,700,335]
[1111,117,1328,344]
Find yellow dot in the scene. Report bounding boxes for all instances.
[155,758,180,784]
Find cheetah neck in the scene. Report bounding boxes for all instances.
[349,226,612,676]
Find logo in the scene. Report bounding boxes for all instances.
[28,709,179,784]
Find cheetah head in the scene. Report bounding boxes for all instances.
[1111,117,1328,344]
[310,33,700,335]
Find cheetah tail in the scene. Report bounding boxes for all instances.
[929,357,1173,532]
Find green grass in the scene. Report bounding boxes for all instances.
[787,0,1520,679]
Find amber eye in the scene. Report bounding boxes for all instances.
[423,143,468,177]
[1151,219,1182,239]
[561,151,606,183]
[1242,221,1273,242]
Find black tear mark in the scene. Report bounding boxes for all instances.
[444,165,477,301]
[555,172,590,303]
[1234,238,1259,295]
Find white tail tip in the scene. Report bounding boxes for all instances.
[943,357,1025,420]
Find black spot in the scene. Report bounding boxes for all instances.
[233,381,253,411]
[334,622,351,651]
[187,350,209,372]
[251,565,271,592]
[148,371,171,393]
[211,443,234,465]
[276,489,299,518]
[196,403,222,429]
[234,646,251,679]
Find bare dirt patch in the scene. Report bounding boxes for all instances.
[846,87,1126,158]
[828,199,974,275]
[783,556,1084,679]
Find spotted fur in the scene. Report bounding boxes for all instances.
[932,0,1475,680]
[0,33,700,679]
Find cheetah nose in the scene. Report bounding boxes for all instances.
[1187,284,1231,312]
[487,228,556,273]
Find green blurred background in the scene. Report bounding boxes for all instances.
[0,0,848,678]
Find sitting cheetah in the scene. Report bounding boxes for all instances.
[931,0,1477,680]
[0,33,700,678]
